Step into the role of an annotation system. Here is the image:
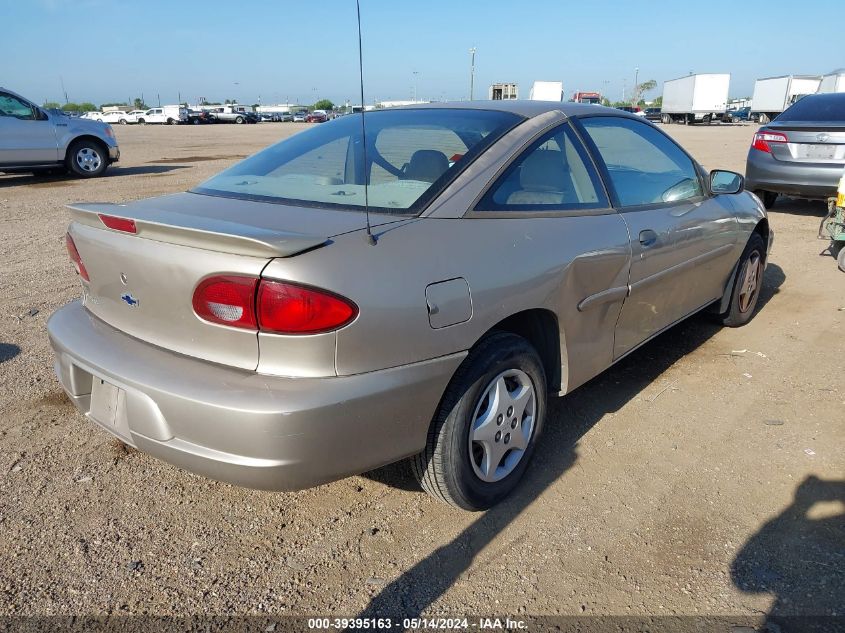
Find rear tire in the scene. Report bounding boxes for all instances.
[718,233,766,327]
[411,332,547,511]
[118,118,127,125]
[759,113,770,124]
[235,116,244,124]
[66,139,108,178]
[754,190,777,209]
[137,118,145,125]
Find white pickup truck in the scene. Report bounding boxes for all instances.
[0,87,120,178]
[136,105,187,125]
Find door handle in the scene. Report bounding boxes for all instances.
[639,229,658,247]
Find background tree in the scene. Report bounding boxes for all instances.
[133,98,148,110]
[42,101,61,109]
[652,95,663,108]
[313,99,334,111]
[78,102,97,112]
[629,79,657,107]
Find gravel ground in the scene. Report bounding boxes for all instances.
[0,122,842,624]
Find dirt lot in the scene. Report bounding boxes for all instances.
[0,122,842,625]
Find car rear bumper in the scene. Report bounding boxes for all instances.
[47,301,464,490]
[745,149,843,199]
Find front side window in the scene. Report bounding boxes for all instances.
[193,108,522,215]
[476,123,607,211]
[0,93,36,120]
[580,116,703,207]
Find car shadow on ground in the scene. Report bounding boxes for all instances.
[731,476,845,633]
[768,197,829,218]
[0,343,21,363]
[359,264,786,617]
[0,165,189,188]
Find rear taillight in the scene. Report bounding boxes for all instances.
[98,214,137,233]
[192,275,258,329]
[65,233,89,281]
[257,281,358,334]
[752,130,788,153]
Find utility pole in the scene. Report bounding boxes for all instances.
[413,70,419,102]
[469,47,477,101]
[633,67,639,106]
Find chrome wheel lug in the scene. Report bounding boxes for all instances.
[496,414,503,426]
[507,406,513,417]
[504,433,510,444]
[495,431,502,442]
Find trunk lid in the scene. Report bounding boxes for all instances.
[767,122,845,164]
[67,192,381,370]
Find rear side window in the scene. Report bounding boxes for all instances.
[777,94,845,122]
[580,116,703,207]
[476,123,607,211]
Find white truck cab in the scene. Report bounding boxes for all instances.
[137,105,187,125]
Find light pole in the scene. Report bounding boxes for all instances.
[633,67,639,106]
[469,47,476,101]
[413,70,419,102]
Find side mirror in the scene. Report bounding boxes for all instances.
[36,108,49,121]
[710,169,744,195]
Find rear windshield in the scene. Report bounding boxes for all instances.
[777,94,845,122]
[193,108,522,214]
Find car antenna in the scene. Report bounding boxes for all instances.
[356,0,377,246]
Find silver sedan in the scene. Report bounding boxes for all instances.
[48,102,772,510]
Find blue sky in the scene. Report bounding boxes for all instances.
[2,0,842,106]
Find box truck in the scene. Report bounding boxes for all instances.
[751,75,822,123]
[818,69,845,94]
[660,74,730,124]
[529,81,563,101]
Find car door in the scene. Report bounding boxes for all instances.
[0,91,59,164]
[576,115,739,359]
[472,121,632,390]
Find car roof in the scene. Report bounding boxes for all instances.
[393,100,627,119]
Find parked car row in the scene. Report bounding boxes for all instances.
[83,105,325,125]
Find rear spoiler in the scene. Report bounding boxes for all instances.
[67,202,329,258]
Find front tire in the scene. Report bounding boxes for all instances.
[235,116,244,124]
[66,139,108,178]
[718,233,766,327]
[412,332,546,511]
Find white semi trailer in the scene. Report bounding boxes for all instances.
[529,81,563,101]
[751,75,822,123]
[660,74,730,124]
[818,69,845,94]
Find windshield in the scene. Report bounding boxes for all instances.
[777,94,845,122]
[193,108,523,214]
